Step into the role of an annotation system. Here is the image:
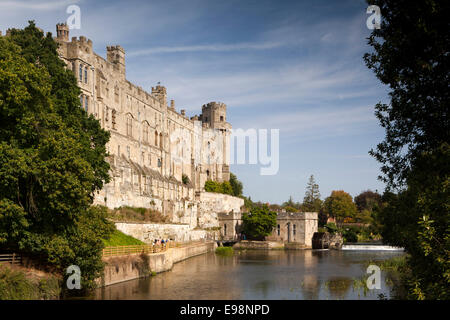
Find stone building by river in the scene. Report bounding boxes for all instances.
[52,23,243,228]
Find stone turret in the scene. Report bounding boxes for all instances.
[201,102,229,130]
[107,45,126,77]
[152,85,167,107]
[56,23,69,42]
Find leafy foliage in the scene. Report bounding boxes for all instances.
[241,205,277,240]
[323,191,357,227]
[229,173,243,197]
[204,180,234,195]
[364,0,449,299]
[364,0,449,189]
[0,22,114,291]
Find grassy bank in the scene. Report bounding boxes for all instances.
[103,230,145,246]
[108,206,169,223]
[0,265,61,300]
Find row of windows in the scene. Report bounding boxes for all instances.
[117,145,162,167]
[73,62,88,84]
[126,114,163,148]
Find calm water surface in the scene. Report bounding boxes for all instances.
[92,249,405,300]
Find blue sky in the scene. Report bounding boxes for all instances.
[0,0,389,204]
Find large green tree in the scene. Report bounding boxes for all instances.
[323,191,357,227]
[364,0,449,189]
[364,0,449,299]
[0,22,114,291]
[242,205,277,240]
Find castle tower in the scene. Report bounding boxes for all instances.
[201,102,231,182]
[106,45,126,77]
[201,102,228,130]
[56,23,69,42]
[152,85,167,107]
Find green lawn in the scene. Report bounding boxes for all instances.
[103,230,144,246]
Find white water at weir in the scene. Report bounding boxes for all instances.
[342,244,404,251]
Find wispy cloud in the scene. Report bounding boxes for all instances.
[0,0,79,11]
[128,41,287,56]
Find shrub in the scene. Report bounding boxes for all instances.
[215,247,234,256]
[343,228,358,243]
[324,222,338,234]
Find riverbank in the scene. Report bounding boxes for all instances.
[232,240,309,250]
[98,241,217,287]
[0,264,61,300]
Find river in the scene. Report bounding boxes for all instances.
[91,249,405,300]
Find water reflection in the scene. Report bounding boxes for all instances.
[91,249,405,300]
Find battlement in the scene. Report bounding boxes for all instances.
[107,45,125,53]
[202,101,226,110]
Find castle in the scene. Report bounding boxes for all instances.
[54,23,243,228]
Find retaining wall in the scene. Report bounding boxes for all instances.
[98,241,216,287]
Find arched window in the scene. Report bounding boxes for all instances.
[159,133,163,148]
[126,114,133,137]
[143,122,149,143]
[155,131,158,146]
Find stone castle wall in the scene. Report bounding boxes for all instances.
[53,23,241,228]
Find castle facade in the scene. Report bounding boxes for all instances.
[54,23,242,228]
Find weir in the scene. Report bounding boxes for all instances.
[342,244,404,251]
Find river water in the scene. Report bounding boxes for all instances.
[92,249,405,300]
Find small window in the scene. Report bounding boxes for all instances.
[157,158,162,167]
[85,96,88,112]
[293,224,296,236]
[127,146,130,158]
[111,110,116,129]
[277,224,280,236]
[117,145,120,156]
[224,224,227,236]
[80,95,83,107]
[220,116,224,122]
[84,67,88,84]
[79,65,82,81]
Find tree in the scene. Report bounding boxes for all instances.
[229,173,243,197]
[0,22,114,291]
[241,205,277,240]
[377,144,449,299]
[354,190,382,224]
[323,191,357,227]
[302,175,322,212]
[364,0,450,299]
[364,0,449,189]
[354,190,382,213]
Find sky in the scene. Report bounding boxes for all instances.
[0,0,390,204]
